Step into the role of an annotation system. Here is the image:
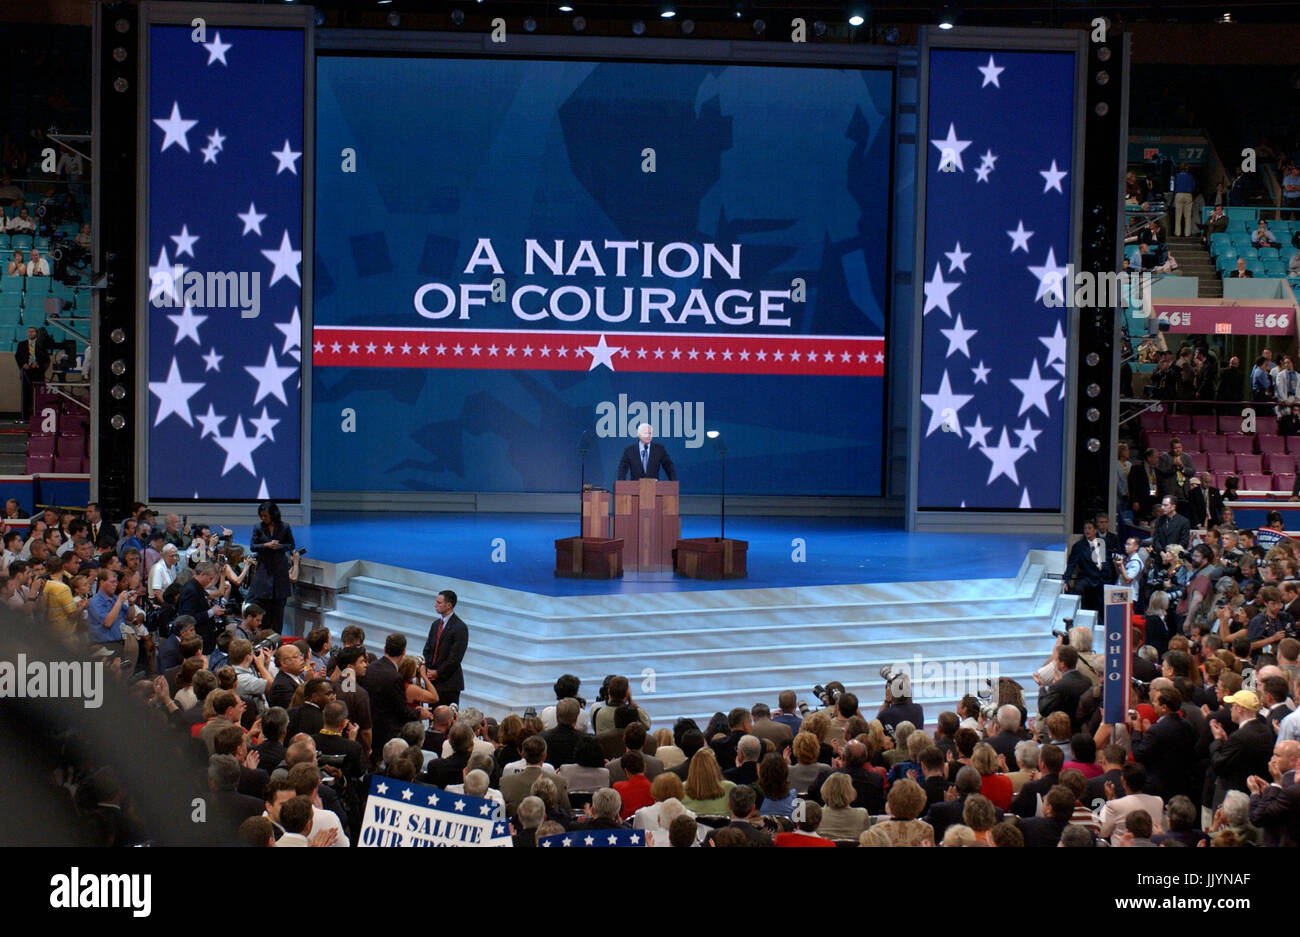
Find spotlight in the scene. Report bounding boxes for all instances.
[114,18,130,33]
[1086,408,1100,422]
[573,15,586,31]
[558,3,574,10]
[1086,438,1101,453]
[632,19,646,34]
[1094,101,1109,117]
[110,328,126,343]
[110,360,127,376]
[1086,383,1101,398]
[680,18,694,34]
[1085,352,1100,367]
[938,2,959,29]
[110,385,126,401]
[1096,46,1111,62]
[752,17,766,34]
[386,11,401,26]
[523,16,537,31]
[660,2,676,18]
[1095,70,1110,85]
[113,77,128,93]
[733,0,748,20]
[451,9,465,25]
[112,46,128,63]
[110,414,126,430]
[847,3,867,27]
[1220,11,1232,23]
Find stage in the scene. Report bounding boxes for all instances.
[295,513,1061,597]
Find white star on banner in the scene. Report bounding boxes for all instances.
[149,358,204,427]
[153,102,198,153]
[260,230,302,287]
[923,263,961,318]
[170,225,199,258]
[978,149,998,170]
[271,139,302,175]
[148,246,185,304]
[920,370,973,438]
[274,306,301,359]
[453,800,466,812]
[965,414,993,449]
[206,129,226,151]
[1039,321,1067,366]
[375,783,388,795]
[1019,488,1033,508]
[195,403,225,440]
[980,427,1028,486]
[940,313,977,358]
[167,303,207,346]
[978,54,1005,87]
[944,242,971,274]
[1015,416,1042,452]
[251,406,280,442]
[1027,247,1069,306]
[244,345,297,406]
[201,143,219,165]
[1010,359,1060,417]
[930,123,972,172]
[213,416,264,477]
[975,164,992,183]
[237,202,267,236]
[400,788,413,802]
[1040,159,1068,194]
[583,334,622,371]
[584,835,594,846]
[202,32,232,65]
[257,479,269,500]
[1007,220,1035,253]
[201,347,222,372]
[971,361,990,384]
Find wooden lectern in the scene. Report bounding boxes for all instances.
[614,479,679,572]
[581,487,609,539]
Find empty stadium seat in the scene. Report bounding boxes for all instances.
[1166,415,1191,433]
[1260,247,1281,261]
[1200,435,1228,453]
[24,276,50,294]
[1258,416,1279,434]
[9,235,31,252]
[1139,411,1165,433]
[1235,453,1264,473]
[1266,453,1298,474]
[1208,453,1236,474]
[1277,473,1297,494]
[1218,416,1242,433]
[26,436,56,457]
[1146,431,1173,451]
[1242,473,1274,490]
[1191,415,1218,434]
[24,454,53,474]
[1258,434,1287,454]
[1224,433,1256,453]
[52,456,82,474]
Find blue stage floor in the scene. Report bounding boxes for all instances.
[296,513,1060,596]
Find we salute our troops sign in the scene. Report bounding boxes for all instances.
[358,776,512,847]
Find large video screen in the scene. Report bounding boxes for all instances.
[146,25,304,501]
[916,47,1076,510]
[313,55,892,495]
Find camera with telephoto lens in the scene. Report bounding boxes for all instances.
[316,752,347,784]
[975,677,999,720]
[253,635,279,653]
[1052,616,1073,642]
[523,706,537,720]
[812,684,840,706]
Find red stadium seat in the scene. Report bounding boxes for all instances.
[1257,417,1279,435]
[1288,436,1300,455]
[1145,432,1173,451]
[1265,454,1298,475]
[1219,415,1243,433]
[1208,453,1236,474]
[1213,473,1231,490]
[1258,435,1287,454]
[1223,434,1256,453]
[1199,435,1228,453]
[1235,454,1263,474]
[1139,412,1165,432]
[1179,433,1201,450]
[27,435,56,457]
[24,454,53,474]
[1166,415,1191,433]
[1242,473,1274,491]
[1276,474,1297,494]
[52,456,81,474]
[1191,415,1218,434]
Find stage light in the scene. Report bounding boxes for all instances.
[558,3,574,10]
[1096,46,1111,62]
[753,18,766,34]
[114,18,130,33]
[112,46,128,62]
[1220,12,1232,23]
[733,1,748,20]
[113,77,128,93]
[451,9,465,25]
[680,18,694,34]
[632,19,646,34]
[110,328,126,343]
[1094,101,1109,117]
[111,359,127,376]
[938,2,959,29]
[110,385,126,401]
[573,15,586,30]
[660,3,676,18]
[1086,352,1100,367]
[1086,438,1101,453]
[524,16,537,31]
[1095,70,1109,85]
[707,430,720,439]
[386,12,401,26]
[1086,408,1100,422]
[847,3,867,27]
[1086,382,1101,398]
[110,415,126,430]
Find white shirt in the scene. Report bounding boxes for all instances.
[273,832,309,847]
[25,257,49,276]
[148,558,177,596]
[312,805,349,847]
[1089,537,1105,567]
[501,758,557,778]
[1277,706,1300,743]
[540,704,590,733]
[441,737,494,760]
[6,216,34,233]
[443,784,505,811]
[1277,368,1299,403]
[1097,792,1164,846]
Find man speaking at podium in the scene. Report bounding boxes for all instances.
[618,423,677,482]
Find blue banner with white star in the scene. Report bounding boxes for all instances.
[146,25,304,501]
[917,48,1076,510]
[358,775,512,847]
[312,55,891,496]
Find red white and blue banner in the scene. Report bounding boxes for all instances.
[1103,585,1133,724]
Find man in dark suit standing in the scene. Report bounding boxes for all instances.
[1037,646,1092,734]
[362,634,430,757]
[268,643,308,711]
[1127,448,1162,525]
[617,423,677,482]
[422,589,468,708]
[1130,686,1200,806]
[1187,475,1222,529]
[14,326,48,422]
[85,502,117,549]
[1064,520,1109,612]
[177,562,225,653]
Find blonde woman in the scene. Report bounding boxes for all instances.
[787,731,832,794]
[680,748,733,815]
[653,728,685,769]
[817,772,868,840]
[398,655,438,706]
[632,772,692,831]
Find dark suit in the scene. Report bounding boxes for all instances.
[922,775,949,808]
[984,730,1023,770]
[176,577,218,652]
[422,613,468,707]
[1010,773,1059,818]
[538,724,584,768]
[1038,669,1092,733]
[617,440,677,481]
[710,730,745,769]
[360,657,420,752]
[314,732,366,781]
[1128,461,1162,522]
[1064,539,1109,611]
[249,521,295,633]
[287,702,325,740]
[209,789,266,841]
[421,750,472,790]
[237,765,269,801]
[1017,814,1070,848]
[14,337,49,421]
[267,670,302,712]
[1151,512,1191,555]
[1187,486,1222,529]
[1131,713,1200,804]
[925,794,1004,841]
[1209,718,1274,805]
[87,520,118,548]
[703,819,772,846]
[809,766,884,814]
[722,761,759,786]
[1250,782,1300,847]
[1084,768,1124,811]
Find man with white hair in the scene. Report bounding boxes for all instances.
[723,734,762,784]
[148,542,180,604]
[441,707,494,759]
[985,705,1023,769]
[616,422,677,481]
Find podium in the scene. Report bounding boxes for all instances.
[614,479,679,572]
[581,487,609,539]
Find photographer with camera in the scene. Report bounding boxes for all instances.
[877,668,924,732]
[177,561,226,654]
[230,638,274,712]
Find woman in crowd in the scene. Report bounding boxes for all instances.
[557,736,610,794]
[5,249,23,276]
[220,544,254,610]
[859,779,935,847]
[652,728,685,769]
[398,656,438,707]
[971,742,1013,811]
[756,753,798,818]
[631,773,692,832]
[680,748,733,816]
[787,730,832,795]
[816,772,869,841]
[249,500,294,633]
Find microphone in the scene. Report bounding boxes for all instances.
[577,429,593,454]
